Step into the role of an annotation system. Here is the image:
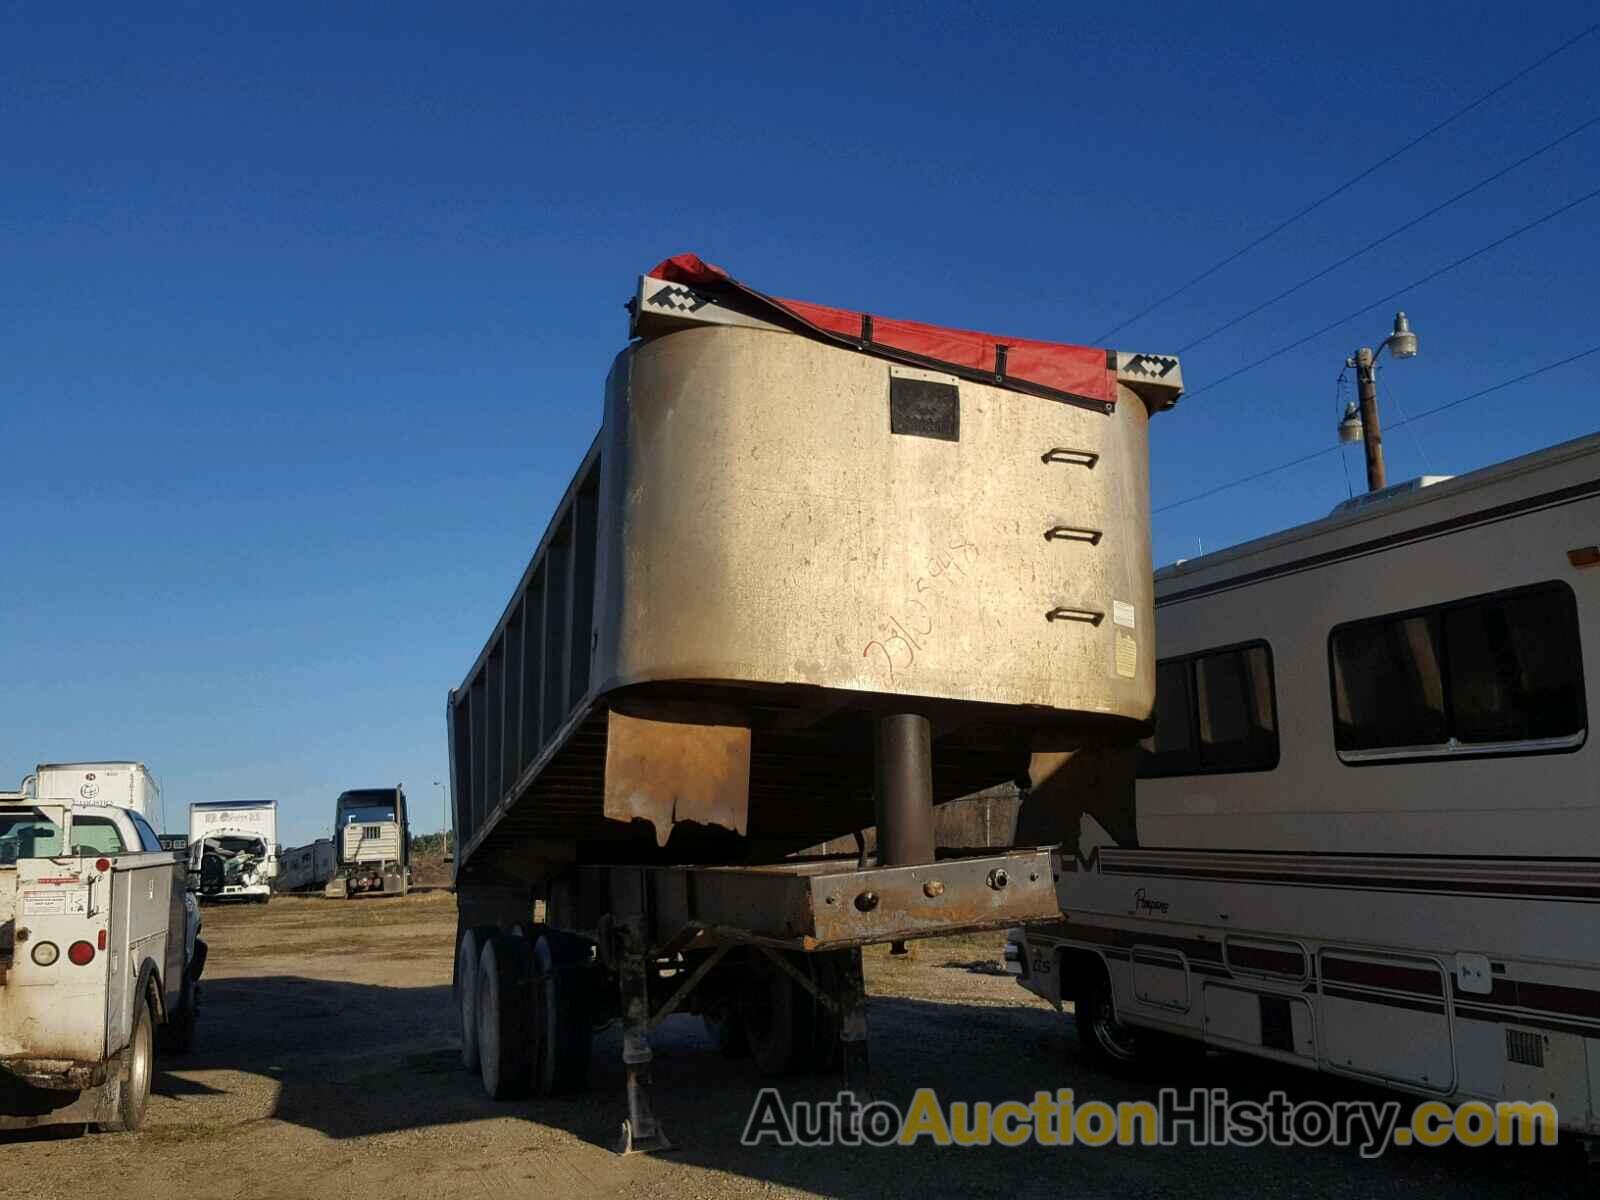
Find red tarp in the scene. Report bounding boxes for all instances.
[647,253,1117,407]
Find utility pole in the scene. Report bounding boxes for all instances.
[1339,312,1417,494]
[1353,346,1386,492]
[433,779,450,858]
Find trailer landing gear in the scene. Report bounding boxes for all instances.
[454,842,1057,1155]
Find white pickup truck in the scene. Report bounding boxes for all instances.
[0,797,206,1132]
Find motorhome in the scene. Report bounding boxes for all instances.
[1014,432,1599,1137]
[275,838,336,893]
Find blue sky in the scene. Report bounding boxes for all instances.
[3,3,1596,845]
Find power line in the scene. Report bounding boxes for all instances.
[1092,22,1600,344]
[1180,182,1600,403]
[1154,344,1600,514]
[1178,112,1600,355]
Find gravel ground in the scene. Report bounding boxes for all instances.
[0,892,1590,1199]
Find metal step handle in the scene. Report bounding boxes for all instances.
[1041,447,1099,467]
[1046,606,1105,625]
[1044,525,1103,544]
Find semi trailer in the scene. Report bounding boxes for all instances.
[445,255,1183,1153]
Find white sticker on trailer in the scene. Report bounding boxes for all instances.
[1112,599,1136,629]
[23,888,90,916]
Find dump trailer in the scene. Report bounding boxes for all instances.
[324,788,410,898]
[445,255,1183,1153]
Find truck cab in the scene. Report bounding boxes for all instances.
[189,801,279,904]
[1,794,206,1132]
[324,787,409,899]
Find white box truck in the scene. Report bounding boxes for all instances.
[30,762,164,830]
[189,801,278,905]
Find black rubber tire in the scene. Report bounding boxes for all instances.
[455,926,493,1072]
[1075,966,1153,1074]
[533,931,594,1095]
[477,934,534,1100]
[103,1001,154,1132]
[741,952,818,1077]
[703,1009,752,1059]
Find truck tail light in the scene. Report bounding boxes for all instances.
[97,928,107,950]
[67,940,96,966]
[31,941,59,967]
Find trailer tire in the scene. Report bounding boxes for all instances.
[477,934,534,1100]
[742,952,818,1077]
[102,1000,155,1133]
[533,931,593,1094]
[702,1010,751,1059]
[455,925,495,1072]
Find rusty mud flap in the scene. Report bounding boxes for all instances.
[0,1053,112,1091]
[616,848,1062,952]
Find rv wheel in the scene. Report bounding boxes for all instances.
[1076,970,1149,1073]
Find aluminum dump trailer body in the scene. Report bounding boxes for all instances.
[450,257,1182,875]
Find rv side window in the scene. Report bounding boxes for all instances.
[1141,660,1195,774]
[1139,641,1279,777]
[1329,581,1585,761]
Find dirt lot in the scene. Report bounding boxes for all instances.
[1,892,1590,1199]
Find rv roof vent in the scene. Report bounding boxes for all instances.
[1330,474,1453,517]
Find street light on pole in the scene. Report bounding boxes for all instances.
[432,780,450,859]
[1340,311,1419,493]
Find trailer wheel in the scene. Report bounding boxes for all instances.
[477,934,534,1100]
[741,952,818,1077]
[102,1000,155,1132]
[533,931,594,1094]
[702,1010,751,1059]
[455,925,494,1072]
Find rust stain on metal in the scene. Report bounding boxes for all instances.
[603,709,751,847]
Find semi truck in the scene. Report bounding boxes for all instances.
[189,800,279,904]
[444,255,1183,1152]
[324,787,410,898]
[1,783,206,1132]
